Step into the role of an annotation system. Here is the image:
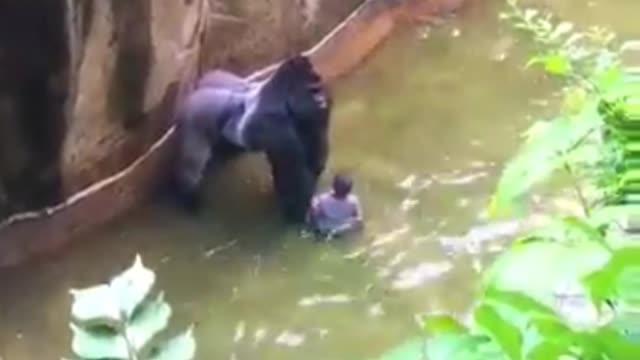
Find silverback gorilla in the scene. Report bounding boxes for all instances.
[172,55,332,223]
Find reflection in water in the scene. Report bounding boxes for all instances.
[0,1,638,359]
[391,261,454,290]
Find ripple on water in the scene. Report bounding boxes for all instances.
[391,261,454,291]
[275,331,306,348]
[298,294,354,307]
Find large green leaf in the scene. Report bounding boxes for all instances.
[583,246,640,305]
[375,337,425,360]
[426,333,507,360]
[126,292,172,354]
[490,111,601,217]
[421,313,467,335]
[70,293,171,359]
[527,52,573,76]
[148,327,197,360]
[70,323,129,359]
[473,290,605,359]
[473,301,523,359]
[70,255,156,327]
[70,284,122,328]
[376,315,505,360]
[111,254,156,319]
[520,314,604,360]
[592,325,640,359]
[528,216,610,250]
[482,237,609,309]
[473,293,568,359]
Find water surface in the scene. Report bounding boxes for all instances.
[0,1,637,359]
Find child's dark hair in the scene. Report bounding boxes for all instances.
[332,173,353,198]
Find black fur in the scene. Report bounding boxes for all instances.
[172,55,331,223]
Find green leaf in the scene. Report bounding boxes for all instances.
[527,53,573,76]
[531,216,610,250]
[563,87,589,115]
[482,238,609,309]
[420,313,467,335]
[594,66,623,92]
[111,254,156,319]
[589,205,640,230]
[375,337,425,360]
[583,246,640,305]
[593,325,640,359]
[377,325,506,360]
[70,255,156,327]
[70,293,172,359]
[490,112,601,218]
[473,301,523,359]
[426,334,507,360]
[473,290,605,359]
[70,323,129,359]
[148,327,197,360]
[70,284,122,328]
[126,292,172,354]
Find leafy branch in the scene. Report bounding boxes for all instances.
[377,2,640,359]
[67,255,196,360]
[488,0,639,219]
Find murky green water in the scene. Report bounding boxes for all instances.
[1,1,638,359]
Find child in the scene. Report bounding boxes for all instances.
[307,173,363,239]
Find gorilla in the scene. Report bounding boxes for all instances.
[171,55,332,223]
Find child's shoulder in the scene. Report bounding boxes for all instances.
[313,192,332,203]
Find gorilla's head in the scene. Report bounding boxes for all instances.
[281,55,331,131]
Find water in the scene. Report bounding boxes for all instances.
[0,1,637,359]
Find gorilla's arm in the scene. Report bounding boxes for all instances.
[173,120,212,211]
[265,126,316,223]
[299,124,329,178]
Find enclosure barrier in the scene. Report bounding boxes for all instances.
[0,0,467,267]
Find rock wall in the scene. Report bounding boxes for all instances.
[0,0,362,220]
[63,0,364,195]
[0,0,468,267]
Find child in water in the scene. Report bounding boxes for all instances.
[307,173,363,239]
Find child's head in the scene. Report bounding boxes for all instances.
[332,173,353,199]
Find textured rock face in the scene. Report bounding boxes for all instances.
[0,0,362,219]
[199,0,362,73]
[61,0,208,194]
[0,0,470,266]
[63,0,363,196]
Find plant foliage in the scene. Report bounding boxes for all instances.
[68,255,196,360]
[377,1,640,359]
[489,0,640,218]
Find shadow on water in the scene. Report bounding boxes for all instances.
[0,0,638,359]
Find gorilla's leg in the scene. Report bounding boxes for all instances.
[174,121,211,212]
[264,127,316,223]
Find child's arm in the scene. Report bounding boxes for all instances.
[306,195,324,224]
